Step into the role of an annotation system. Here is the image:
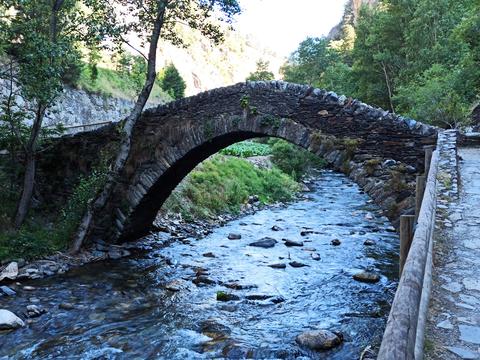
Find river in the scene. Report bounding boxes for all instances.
[0,170,399,359]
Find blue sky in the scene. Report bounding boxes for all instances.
[235,0,349,57]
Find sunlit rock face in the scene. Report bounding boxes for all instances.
[37,81,436,244]
[328,0,379,40]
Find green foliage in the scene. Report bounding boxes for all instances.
[246,59,275,81]
[162,155,299,220]
[282,0,480,128]
[220,141,271,157]
[77,62,171,102]
[0,159,109,262]
[270,139,326,180]
[240,95,250,109]
[394,64,470,127]
[281,37,337,87]
[158,63,186,100]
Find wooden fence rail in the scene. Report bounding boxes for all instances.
[378,148,439,360]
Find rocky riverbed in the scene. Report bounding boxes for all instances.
[0,170,399,359]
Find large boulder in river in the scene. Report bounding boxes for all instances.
[0,309,25,330]
[296,329,342,351]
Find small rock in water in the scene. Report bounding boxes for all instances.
[331,239,341,246]
[365,213,374,220]
[202,252,216,258]
[283,239,303,247]
[311,253,321,261]
[227,233,241,240]
[296,329,342,351]
[0,309,25,330]
[59,303,75,310]
[200,318,232,338]
[289,261,308,268]
[364,239,376,246]
[216,291,239,302]
[0,262,18,282]
[300,230,315,236]
[0,286,16,296]
[25,304,47,318]
[353,271,381,283]
[165,279,189,292]
[23,286,35,291]
[193,276,216,286]
[268,263,286,269]
[249,237,277,248]
[245,294,273,301]
[224,283,257,290]
[271,225,282,231]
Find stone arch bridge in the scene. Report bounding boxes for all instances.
[38,81,437,245]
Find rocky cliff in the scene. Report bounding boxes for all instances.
[328,0,379,40]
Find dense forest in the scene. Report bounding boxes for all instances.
[281,0,479,129]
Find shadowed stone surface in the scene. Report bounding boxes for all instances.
[37,81,437,245]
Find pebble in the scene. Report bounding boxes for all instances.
[311,253,321,261]
[202,252,215,258]
[283,239,303,247]
[23,286,35,291]
[295,329,342,351]
[0,286,16,296]
[353,271,380,283]
[216,292,239,301]
[268,263,286,269]
[249,238,277,248]
[59,303,75,310]
[271,225,282,231]
[25,304,47,318]
[227,233,241,240]
[364,239,376,246]
[289,261,308,268]
[331,239,341,246]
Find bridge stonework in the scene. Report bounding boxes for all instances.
[38,81,437,244]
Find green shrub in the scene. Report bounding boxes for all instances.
[0,162,109,262]
[270,139,326,180]
[220,141,271,157]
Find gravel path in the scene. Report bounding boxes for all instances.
[426,147,480,359]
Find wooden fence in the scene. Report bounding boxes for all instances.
[377,146,439,359]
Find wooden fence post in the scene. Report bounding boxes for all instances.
[415,175,426,223]
[400,215,415,276]
[424,145,435,176]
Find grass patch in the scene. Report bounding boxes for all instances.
[162,155,300,221]
[220,141,271,157]
[77,65,172,103]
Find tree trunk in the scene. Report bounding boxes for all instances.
[14,104,45,228]
[381,61,395,113]
[70,2,167,252]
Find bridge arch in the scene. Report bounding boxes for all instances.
[40,81,437,244]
